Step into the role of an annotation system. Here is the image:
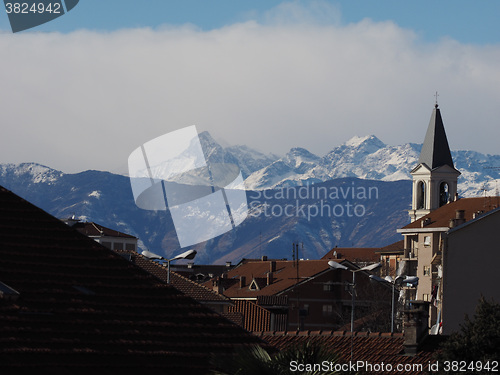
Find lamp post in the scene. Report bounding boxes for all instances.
[142,249,197,284]
[328,261,381,360]
[369,274,418,333]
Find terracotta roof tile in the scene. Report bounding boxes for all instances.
[0,186,262,374]
[377,240,404,254]
[205,259,344,298]
[402,197,498,230]
[228,300,271,332]
[322,247,380,263]
[119,251,231,303]
[257,330,445,374]
[71,221,137,239]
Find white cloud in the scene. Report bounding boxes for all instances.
[0,1,499,174]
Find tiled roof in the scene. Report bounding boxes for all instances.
[402,197,499,230]
[206,259,344,298]
[125,251,231,303]
[322,247,380,263]
[257,331,445,374]
[376,240,405,254]
[172,263,234,283]
[71,221,137,238]
[0,186,262,374]
[257,295,288,307]
[228,300,271,332]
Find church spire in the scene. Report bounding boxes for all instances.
[408,103,460,222]
[417,104,455,170]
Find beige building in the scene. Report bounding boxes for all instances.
[398,103,500,334]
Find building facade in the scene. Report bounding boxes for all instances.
[398,104,500,334]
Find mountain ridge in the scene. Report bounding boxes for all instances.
[1,132,498,264]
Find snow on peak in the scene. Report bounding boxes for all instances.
[344,135,385,148]
[88,190,101,199]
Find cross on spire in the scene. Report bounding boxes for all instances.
[434,91,439,108]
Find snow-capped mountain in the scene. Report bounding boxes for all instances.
[199,131,279,178]
[0,162,411,264]
[243,134,500,198]
[1,132,498,264]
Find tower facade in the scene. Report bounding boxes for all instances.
[409,105,460,222]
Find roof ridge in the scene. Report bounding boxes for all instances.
[256,330,404,337]
[170,268,231,301]
[137,253,230,301]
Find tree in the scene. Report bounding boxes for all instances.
[437,296,500,366]
[211,341,345,375]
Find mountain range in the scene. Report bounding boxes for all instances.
[1,133,498,264]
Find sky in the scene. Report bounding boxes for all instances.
[1,0,500,174]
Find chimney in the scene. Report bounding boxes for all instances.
[239,276,246,288]
[226,261,232,268]
[270,260,276,273]
[261,255,268,261]
[403,300,430,355]
[473,210,484,219]
[449,210,466,228]
[421,217,431,227]
[267,272,273,286]
[212,278,223,294]
[187,262,194,269]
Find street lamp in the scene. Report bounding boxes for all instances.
[328,261,381,333]
[369,274,418,333]
[328,261,381,361]
[142,249,197,284]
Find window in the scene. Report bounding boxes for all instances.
[300,304,309,317]
[322,304,333,317]
[113,242,124,250]
[423,294,431,302]
[249,279,259,291]
[125,243,136,251]
[101,241,112,249]
[439,182,449,207]
[323,283,334,292]
[423,266,431,276]
[423,236,431,247]
[417,181,426,209]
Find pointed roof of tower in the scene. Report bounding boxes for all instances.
[418,104,455,169]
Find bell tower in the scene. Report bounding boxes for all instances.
[409,103,460,222]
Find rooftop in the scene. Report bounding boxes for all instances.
[401,197,499,231]
[257,330,446,374]
[68,220,137,239]
[322,247,380,263]
[0,186,262,374]
[376,240,405,254]
[205,259,348,298]
[120,250,231,304]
